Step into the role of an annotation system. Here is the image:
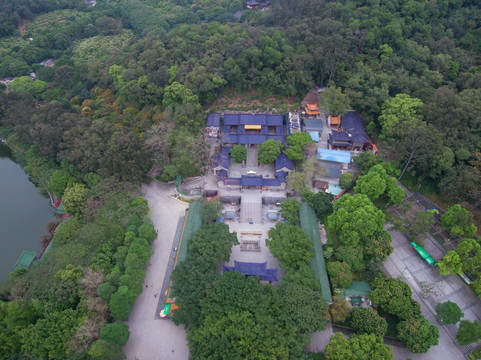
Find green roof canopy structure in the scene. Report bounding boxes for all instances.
[343,281,371,298]
[12,251,36,271]
[300,203,333,304]
[177,200,203,264]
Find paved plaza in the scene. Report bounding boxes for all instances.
[384,226,481,359]
[124,181,189,360]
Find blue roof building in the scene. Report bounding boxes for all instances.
[221,114,285,145]
[212,147,231,174]
[224,261,278,282]
[206,113,221,128]
[328,111,371,151]
[304,118,323,132]
[241,175,263,187]
[275,153,293,173]
[317,148,351,164]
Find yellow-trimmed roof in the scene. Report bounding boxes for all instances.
[244,125,262,130]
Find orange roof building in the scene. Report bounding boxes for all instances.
[305,103,320,116]
[328,115,341,128]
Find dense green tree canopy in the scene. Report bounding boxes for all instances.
[441,204,477,238]
[301,190,334,219]
[283,132,313,161]
[351,308,388,337]
[339,172,354,189]
[279,281,328,333]
[324,333,394,360]
[266,222,313,270]
[436,301,464,325]
[379,94,423,138]
[286,171,308,195]
[230,145,247,164]
[354,164,405,203]
[397,316,439,353]
[334,246,365,273]
[279,199,300,224]
[258,139,283,165]
[327,261,353,289]
[369,277,418,320]
[328,194,385,246]
[62,183,89,217]
[47,170,74,198]
[320,86,351,117]
[456,320,481,346]
[329,296,352,323]
[3,0,481,358]
[201,198,223,225]
[100,322,130,346]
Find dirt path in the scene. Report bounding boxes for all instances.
[124,181,189,360]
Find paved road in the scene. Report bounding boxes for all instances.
[384,227,478,359]
[124,181,189,360]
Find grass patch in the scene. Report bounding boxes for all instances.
[311,352,325,360]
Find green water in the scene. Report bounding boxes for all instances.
[0,142,54,282]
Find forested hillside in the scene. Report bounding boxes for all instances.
[1,0,481,358]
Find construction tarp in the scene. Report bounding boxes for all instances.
[300,203,332,303]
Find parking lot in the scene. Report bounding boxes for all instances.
[384,227,481,358]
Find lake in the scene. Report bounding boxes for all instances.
[0,142,54,282]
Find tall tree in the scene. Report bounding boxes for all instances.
[266,223,313,270]
[258,139,283,165]
[324,333,394,360]
[369,277,419,319]
[436,301,464,325]
[351,308,387,337]
[457,320,481,346]
[441,204,477,238]
[279,282,329,333]
[329,296,352,323]
[62,184,89,217]
[327,194,385,246]
[320,85,351,116]
[382,118,443,180]
[378,93,423,138]
[397,316,439,353]
[327,261,353,289]
[105,129,145,182]
[230,145,247,164]
[279,199,300,224]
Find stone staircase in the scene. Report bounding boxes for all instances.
[240,196,262,223]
